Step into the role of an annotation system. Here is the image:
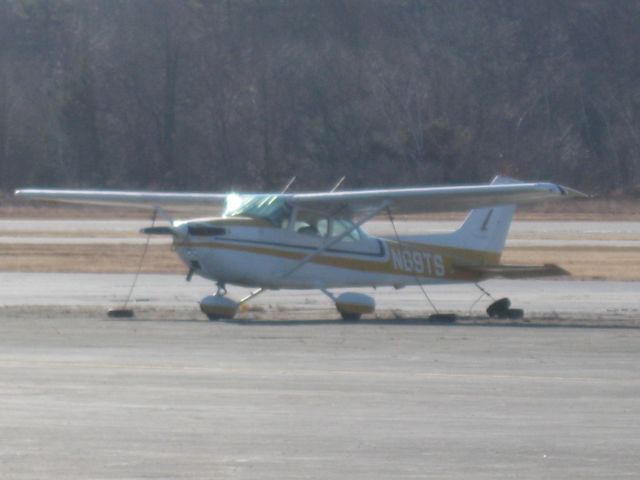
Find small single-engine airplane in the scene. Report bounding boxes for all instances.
[15,176,585,321]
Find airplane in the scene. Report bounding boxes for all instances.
[15,176,586,321]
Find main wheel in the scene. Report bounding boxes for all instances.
[340,312,362,321]
[206,314,221,321]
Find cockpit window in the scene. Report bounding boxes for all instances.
[224,195,365,240]
[292,209,363,241]
[294,211,329,237]
[224,194,291,227]
[332,219,361,242]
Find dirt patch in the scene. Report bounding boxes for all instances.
[0,230,140,238]
[2,242,638,280]
[0,244,184,273]
[501,246,640,280]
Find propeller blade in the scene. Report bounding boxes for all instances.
[140,226,175,235]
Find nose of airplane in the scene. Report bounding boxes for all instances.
[171,223,189,239]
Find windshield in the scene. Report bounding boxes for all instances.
[223,194,291,227]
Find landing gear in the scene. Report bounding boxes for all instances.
[322,290,375,321]
[199,282,238,321]
[215,281,227,296]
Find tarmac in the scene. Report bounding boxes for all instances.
[1,273,640,479]
[1,272,638,319]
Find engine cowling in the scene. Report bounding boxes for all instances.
[335,292,375,321]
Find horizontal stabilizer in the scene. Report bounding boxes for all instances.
[456,263,570,279]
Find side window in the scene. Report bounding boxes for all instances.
[294,210,329,237]
[280,214,290,230]
[331,219,361,242]
[317,218,329,237]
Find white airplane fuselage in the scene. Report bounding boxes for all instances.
[172,217,489,290]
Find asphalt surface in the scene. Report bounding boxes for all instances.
[1,304,639,479]
[1,273,640,478]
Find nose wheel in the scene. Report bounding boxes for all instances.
[199,283,238,321]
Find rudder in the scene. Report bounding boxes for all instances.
[397,176,520,258]
[447,176,518,254]
[436,176,520,254]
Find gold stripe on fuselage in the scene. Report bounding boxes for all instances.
[176,237,498,282]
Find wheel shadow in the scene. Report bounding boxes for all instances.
[125,316,640,330]
[216,316,640,330]
[103,312,640,330]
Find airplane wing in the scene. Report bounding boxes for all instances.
[289,177,586,215]
[15,176,586,215]
[13,189,228,210]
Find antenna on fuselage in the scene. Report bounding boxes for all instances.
[330,176,346,192]
[280,176,297,193]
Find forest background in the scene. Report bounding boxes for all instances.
[1,0,639,196]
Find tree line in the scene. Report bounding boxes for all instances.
[1,0,639,195]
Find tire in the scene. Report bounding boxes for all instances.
[486,298,511,318]
[506,308,524,319]
[340,312,362,321]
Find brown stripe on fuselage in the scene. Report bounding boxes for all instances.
[176,237,497,281]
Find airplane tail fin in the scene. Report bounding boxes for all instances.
[448,176,518,255]
[416,176,518,258]
[407,176,570,277]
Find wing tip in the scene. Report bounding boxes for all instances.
[557,185,590,199]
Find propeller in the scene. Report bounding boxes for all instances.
[138,207,190,239]
[140,225,174,235]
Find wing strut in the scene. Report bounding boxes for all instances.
[280,176,297,193]
[239,287,266,305]
[278,201,390,281]
[330,176,346,192]
[385,207,440,314]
